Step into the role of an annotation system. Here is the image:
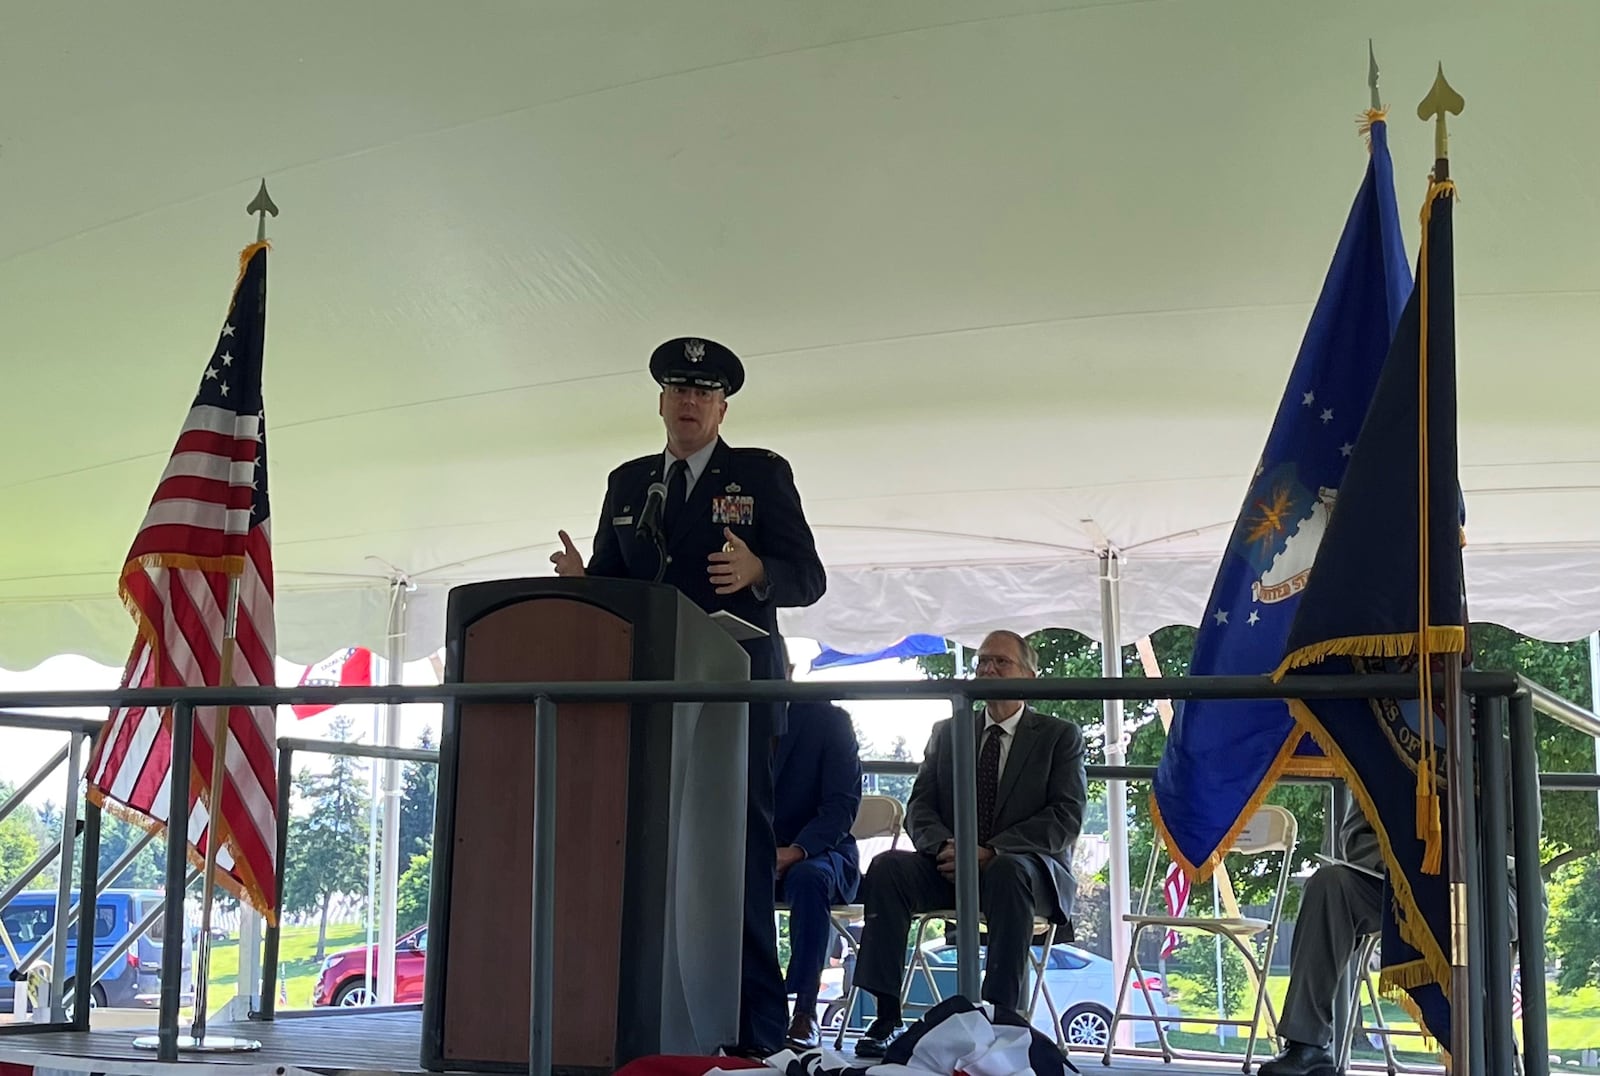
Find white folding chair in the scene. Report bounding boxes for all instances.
[1105,803,1298,1072]
[769,793,903,1048]
[1340,931,1424,1075]
[1344,932,1517,1076]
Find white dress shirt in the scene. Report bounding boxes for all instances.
[663,440,718,498]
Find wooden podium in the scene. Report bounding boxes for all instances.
[421,578,751,1074]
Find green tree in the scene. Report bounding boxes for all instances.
[283,716,372,960]
[397,727,438,859]
[95,815,167,890]
[1548,857,1600,993]
[1176,933,1251,1019]
[394,848,432,935]
[36,801,62,840]
[1468,625,1596,874]
[0,788,41,891]
[858,730,916,806]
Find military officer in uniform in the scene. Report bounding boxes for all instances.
[551,336,827,1055]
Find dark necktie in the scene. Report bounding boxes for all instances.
[664,458,689,533]
[976,724,1003,845]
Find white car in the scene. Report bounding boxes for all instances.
[820,942,1178,1050]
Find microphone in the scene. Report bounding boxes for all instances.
[636,481,669,544]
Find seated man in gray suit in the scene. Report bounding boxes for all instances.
[1260,795,1537,1076]
[851,629,1087,1057]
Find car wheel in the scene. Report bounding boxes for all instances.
[1061,1003,1112,1049]
[819,998,846,1030]
[333,979,373,1007]
[59,980,106,1018]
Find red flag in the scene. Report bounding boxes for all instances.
[1161,861,1191,957]
[85,244,278,920]
[292,647,375,719]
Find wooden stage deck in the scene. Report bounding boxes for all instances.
[0,1009,1383,1075]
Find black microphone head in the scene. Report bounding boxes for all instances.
[647,481,669,500]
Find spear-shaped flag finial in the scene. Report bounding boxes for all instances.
[247,180,279,243]
[1368,40,1381,112]
[1417,64,1465,171]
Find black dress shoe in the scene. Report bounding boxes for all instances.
[1256,1041,1337,1076]
[853,1018,904,1059]
[716,1042,776,1061]
[785,1012,821,1051]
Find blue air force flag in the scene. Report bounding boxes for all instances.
[1152,115,1411,876]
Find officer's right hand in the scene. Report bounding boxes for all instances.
[550,531,586,577]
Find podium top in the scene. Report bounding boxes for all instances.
[709,610,768,642]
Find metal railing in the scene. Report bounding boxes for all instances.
[0,668,1581,1076]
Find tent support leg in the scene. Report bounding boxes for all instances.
[1099,548,1134,1052]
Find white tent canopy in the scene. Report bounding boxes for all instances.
[4,1,1598,667]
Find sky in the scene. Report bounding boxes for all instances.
[0,638,953,812]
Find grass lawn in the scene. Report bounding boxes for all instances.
[1162,972,1600,1068]
[199,922,370,1014]
[189,930,1600,1067]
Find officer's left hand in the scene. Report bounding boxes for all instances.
[708,527,766,595]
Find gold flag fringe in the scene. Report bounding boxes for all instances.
[1359,107,1388,153]
[1151,720,1306,884]
[1284,704,1452,1003]
[1269,627,1465,683]
[85,783,277,926]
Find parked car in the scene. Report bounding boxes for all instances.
[823,942,1178,1050]
[0,889,193,1010]
[312,926,427,1007]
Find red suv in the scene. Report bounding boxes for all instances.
[311,927,427,1007]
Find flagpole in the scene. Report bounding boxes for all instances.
[184,181,279,1051]
[1418,67,1473,1075]
[189,574,244,1044]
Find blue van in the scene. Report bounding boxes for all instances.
[0,889,193,1009]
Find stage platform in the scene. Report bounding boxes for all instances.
[0,1009,1382,1075]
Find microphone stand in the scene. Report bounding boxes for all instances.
[649,526,669,584]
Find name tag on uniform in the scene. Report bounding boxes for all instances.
[711,495,754,525]
[612,515,633,525]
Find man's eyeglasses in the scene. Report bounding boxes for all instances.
[974,654,1023,672]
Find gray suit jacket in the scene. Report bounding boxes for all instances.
[905,707,1088,923]
[1335,791,1544,933]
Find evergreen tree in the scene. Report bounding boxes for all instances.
[397,726,438,858]
[282,715,372,960]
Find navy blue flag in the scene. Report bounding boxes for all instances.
[1275,177,1463,1045]
[1152,115,1411,876]
[811,634,948,671]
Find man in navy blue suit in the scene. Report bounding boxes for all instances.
[774,698,863,1049]
[552,337,827,1056]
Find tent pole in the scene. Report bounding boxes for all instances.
[1590,633,1599,819]
[376,578,408,1004]
[1099,549,1133,1050]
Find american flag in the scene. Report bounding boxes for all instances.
[1161,860,1191,957]
[86,243,278,920]
[1511,966,1522,1020]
